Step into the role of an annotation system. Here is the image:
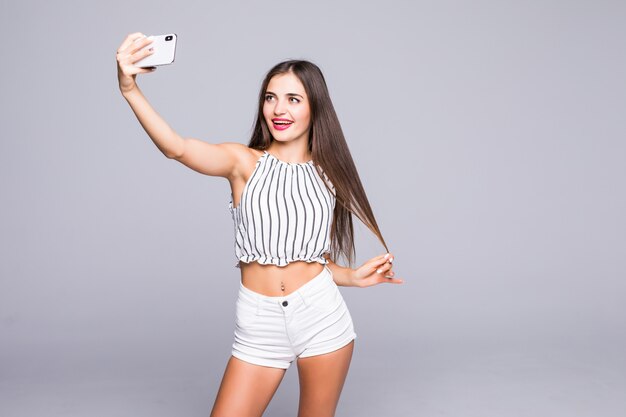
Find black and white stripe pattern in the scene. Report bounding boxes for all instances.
[228,151,336,268]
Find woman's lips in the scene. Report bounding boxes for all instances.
[273,122,293,131]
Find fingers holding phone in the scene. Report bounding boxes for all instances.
[134,34,177,68]
[116,32,157,93]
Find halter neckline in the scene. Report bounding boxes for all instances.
[263,150,313,166]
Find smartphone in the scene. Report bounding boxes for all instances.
[135,33,177,68]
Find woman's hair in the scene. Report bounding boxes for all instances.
[248,59,389,267]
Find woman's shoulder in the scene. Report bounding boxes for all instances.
[224,143,266,178]
[221,142,263,160]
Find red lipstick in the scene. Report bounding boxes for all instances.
[272,118,294,131]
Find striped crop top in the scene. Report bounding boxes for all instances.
[228,150,336,269]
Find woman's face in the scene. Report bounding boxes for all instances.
[263,72,311,145]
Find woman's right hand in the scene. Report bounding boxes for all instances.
[116,32,156,94]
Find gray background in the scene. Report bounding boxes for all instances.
[1,0,625,416]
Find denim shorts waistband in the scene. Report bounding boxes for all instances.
[238,264,333,308]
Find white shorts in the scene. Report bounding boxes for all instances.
[231,264,357,369]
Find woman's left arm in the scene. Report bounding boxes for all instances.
[324,253,404,287]
[324,257,356,287]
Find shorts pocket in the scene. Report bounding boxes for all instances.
[235,293,258,327]
[305,282,343,314]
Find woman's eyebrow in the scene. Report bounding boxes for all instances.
[265,91,304,98]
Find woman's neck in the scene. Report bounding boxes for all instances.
[267,142,311,164]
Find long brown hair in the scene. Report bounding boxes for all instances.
[248,60,389,267]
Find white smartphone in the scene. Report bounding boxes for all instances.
[135,33,177,68]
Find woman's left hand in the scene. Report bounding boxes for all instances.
[351,253,404,288]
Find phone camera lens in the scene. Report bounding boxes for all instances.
[165,35,173,41]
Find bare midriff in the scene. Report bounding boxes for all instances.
[240,260,326,296]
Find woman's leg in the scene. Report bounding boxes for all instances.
[210,355,287,417]
[296,339,355,417]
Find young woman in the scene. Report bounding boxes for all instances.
[116,32,404,417]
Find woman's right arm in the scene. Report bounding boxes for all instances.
[116,32,239,179]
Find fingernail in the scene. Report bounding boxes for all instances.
[389,257,394,263]
[384,253,390,259]
[376,269,382,274]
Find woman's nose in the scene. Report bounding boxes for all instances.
[273,100,287,115]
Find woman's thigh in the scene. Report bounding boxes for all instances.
[296,339,355,417]
[210,355,287,417]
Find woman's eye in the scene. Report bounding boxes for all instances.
[264,95,299,103]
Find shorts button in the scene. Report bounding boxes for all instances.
[282,300,288,307]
